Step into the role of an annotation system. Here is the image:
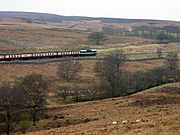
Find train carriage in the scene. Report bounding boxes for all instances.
[0,49,97,61]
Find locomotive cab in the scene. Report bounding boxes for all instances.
[80,49,97,56]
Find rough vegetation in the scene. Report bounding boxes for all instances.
[0,16,180,135]
[24,83,180,135]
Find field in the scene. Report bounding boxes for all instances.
[0,16,180,135]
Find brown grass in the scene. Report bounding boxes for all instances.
[11,82,179,135]
[0,18,180,135]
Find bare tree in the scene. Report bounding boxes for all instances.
[95,50,126,74]
[157,48,163,59]
[106,49,126,69]
[164,52,179,82]
[0,83,24,135]
[88,32,105,45]
[19,73,48,126]
[82,85,98,101]
[166,52,179,70]
[56,85,70,100]
[95,50,126,97]
[73,85,82,102]
[57,61,82,82]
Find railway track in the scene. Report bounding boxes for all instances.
[0,51,179,65]
[0,56,177,65]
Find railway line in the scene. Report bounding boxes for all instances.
[0,50,179,65]
[0,56,178,65]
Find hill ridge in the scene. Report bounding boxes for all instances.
[0,11,176,23]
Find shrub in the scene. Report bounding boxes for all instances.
[19,120,31,134]
[19,113,31,134]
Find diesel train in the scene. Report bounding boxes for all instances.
[0,49,97,61]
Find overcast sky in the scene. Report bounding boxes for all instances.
[0,0,180,21]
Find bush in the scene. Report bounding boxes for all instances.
[19,120,31,134]
[19,114,31,134]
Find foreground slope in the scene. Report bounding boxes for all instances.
[24,83,180,135]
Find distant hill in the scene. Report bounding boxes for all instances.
[0,11,167,24]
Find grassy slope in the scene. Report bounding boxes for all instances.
[0,18,180,135]
[18,82,180,135]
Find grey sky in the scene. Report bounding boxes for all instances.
[0,0,180,21]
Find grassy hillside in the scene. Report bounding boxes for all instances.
[11,82,179,135]
[0,13,179,135]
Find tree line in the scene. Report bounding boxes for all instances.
[56,50,179,101]
[102,27,180,43]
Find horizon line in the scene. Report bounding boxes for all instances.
[0,10,180,22]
